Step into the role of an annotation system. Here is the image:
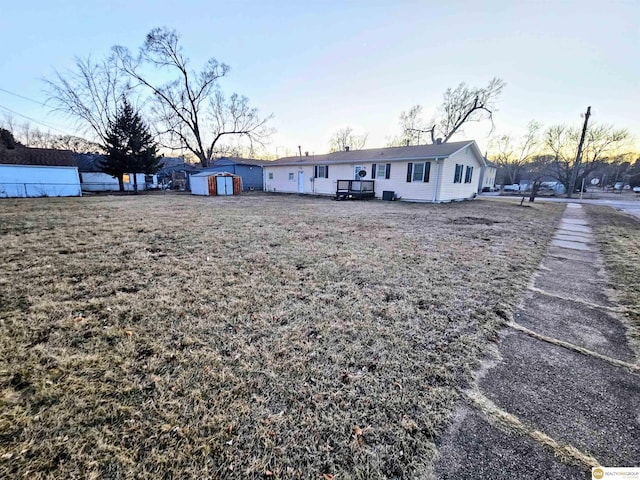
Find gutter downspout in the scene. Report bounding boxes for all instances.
[433,158,442,202]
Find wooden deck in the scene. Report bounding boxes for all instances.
[335,179,375,200]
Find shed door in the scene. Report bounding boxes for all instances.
[216,176,233,195]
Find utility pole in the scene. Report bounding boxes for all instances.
[568,106,591,198]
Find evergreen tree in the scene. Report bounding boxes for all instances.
[99,99,162,192]
[0,128,21,149]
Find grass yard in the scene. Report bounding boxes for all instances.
[0,194,563,479]
[585,205,640,355]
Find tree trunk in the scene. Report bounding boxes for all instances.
[133,173,138,194]
[529,182,540,202]
[118,175,124,192]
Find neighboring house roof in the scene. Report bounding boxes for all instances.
[0,147,76,167]
[190,171,239,177]
[75,153,104,172]
[157,157,199,178]
[210,156,270,167]
[158,157,190,169]
[484,159,497,168]
[76,154,190,175]
[264,141,484,167]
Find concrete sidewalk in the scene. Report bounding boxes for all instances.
[435,203,640,479]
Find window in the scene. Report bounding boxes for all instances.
[453,164,463,183]
[314,165,329,178]
[406,162,431,182]
[288,173,294,181]
[413,163,424,181]
[145,175,154,183]
[464,166,474,183]
[268,172,274,180]
[371,163,391,179]
[123,174,130,183]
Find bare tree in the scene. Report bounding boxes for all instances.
[387,105,427,146]
[113,28,273,167]
[432,78,505,143]
[490,121,542,186]
[329,126,368,152]
[389,78,505,146]
[44,55,128,144]
[545,123,630,195]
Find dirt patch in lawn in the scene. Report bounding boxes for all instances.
[0,194,562,479]
[449,216,501,226]
[584,205,640,357]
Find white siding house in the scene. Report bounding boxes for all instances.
[75,153,159,192]
[263,141,487,202]
[79,172,158,192]
[478,163,497,192]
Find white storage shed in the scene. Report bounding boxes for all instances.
[0,147,81,198]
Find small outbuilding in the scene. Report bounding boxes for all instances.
[190,171,242,196]
[0,147,81,198]
[205,157,267,191]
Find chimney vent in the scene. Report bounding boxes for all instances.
[436,138,443,144]
[305,151,309,156]
[345,146,350,152]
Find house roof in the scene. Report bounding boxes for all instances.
[211,156,270,167]
[0,147,76,167]
[159,157,189,169]
[264,141,482,167]
[190,171,239,178]
[156,157,199,176]
[75,153,104,172]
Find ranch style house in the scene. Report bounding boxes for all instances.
[262,140,489,202]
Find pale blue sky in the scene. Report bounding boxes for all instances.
[1,0,638,155]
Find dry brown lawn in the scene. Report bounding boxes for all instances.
[0,193,563,479]
[585,205,640,354]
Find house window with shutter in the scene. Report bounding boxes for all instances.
[464,166,474,183]
[406,162,431,182]
[371,163,391,179]
[314,165,329,178]
[453,164,463,183]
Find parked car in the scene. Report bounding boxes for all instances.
[633,186,640,193]
[503,184,520,192]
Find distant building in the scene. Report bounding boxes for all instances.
[156,157,199,190]
[0,147,81,198]
[203,157,268,191]
[75,153,159,191]
[478,160,497,192]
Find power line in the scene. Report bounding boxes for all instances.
[0,87,48,107]
[0,103,75,136]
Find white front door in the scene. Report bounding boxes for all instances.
[354,165,364,179]
[298,171,304,193]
